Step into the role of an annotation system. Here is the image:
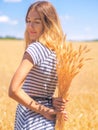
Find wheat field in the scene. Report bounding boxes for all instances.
[0,39,98,130]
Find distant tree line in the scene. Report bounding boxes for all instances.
[0,35,98,41]
[0,36,23,40]
[84,39,98,42]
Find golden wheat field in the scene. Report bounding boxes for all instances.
[0,39,98,130]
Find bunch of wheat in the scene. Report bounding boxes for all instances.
[55,37,91,130]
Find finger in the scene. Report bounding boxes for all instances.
[61,110,67,114]
[54,104,66,110]
[64,117,68,121]
[53,103,66,111]
[58,97,68,103]
[53,103,64,109]
[63,115,68,121]
[55,107,66,112]
[55,98,66,103]
[54,99,68,106]
[53,100,66,106]
[53,97,63,103]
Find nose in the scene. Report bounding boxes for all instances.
[28,22,35,29]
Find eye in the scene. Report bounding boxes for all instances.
[35,21,41,24]
[26,20,30,23]
[34,20,41,24]
[26,19,31,23]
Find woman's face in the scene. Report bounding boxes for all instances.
[26,9,44,42]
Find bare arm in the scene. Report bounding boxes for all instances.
[9,52,56,120]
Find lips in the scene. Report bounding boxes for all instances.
[29,31,36,35]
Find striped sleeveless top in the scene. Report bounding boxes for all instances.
[14,42,58,130]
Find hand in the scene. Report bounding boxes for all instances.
[60,110,68,121]
[38,104,57,121]
[42,108,57,121]
[52,97,68,111]
[52,97,68,121]
[43,108,68,121]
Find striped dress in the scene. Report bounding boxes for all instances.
[14,42,58,130]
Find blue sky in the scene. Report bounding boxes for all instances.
[0,0,98,40]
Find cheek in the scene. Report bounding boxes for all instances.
[26,25,29,32]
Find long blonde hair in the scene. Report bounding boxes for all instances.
[25,1,64,50]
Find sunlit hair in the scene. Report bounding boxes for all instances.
[25,1,64,50]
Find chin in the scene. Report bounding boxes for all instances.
[30,38,36,43]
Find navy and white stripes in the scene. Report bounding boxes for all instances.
[14,42,57,130]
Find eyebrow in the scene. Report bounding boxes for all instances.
[27,17,41,20]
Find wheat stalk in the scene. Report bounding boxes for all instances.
[55,37,91,130]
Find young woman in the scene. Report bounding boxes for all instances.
[9,1,67,130]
